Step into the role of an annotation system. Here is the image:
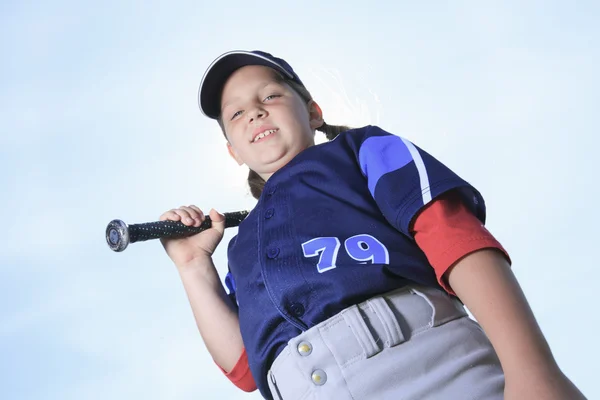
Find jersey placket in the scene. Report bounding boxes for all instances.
[260,179,309,332]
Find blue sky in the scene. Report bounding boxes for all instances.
[1,1,598,399]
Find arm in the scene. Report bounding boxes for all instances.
[177,258,245,373]
[160,207,256,391]
[446,249,586,399]
[411,193,585,398]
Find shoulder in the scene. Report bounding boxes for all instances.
[341,125,408,142]
[328,125,395,145]
[339,125,393,138]
[331,125,410,154]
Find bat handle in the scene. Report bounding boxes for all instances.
[106,210,249,252]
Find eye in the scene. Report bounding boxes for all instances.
[264,94,281,101]
[230,110,243,121]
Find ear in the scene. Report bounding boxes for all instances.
[227,142,245,166]
[307,100,324,130]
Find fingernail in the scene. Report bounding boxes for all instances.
[185,217,193,224]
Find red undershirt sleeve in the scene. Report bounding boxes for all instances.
[215,347,257,392]
[411,191,512,295]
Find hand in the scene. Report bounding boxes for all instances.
[159,206,226,268]
[504,369,586,400]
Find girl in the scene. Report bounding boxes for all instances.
[160,50,585,399]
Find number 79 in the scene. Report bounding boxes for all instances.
[301,234,390,273]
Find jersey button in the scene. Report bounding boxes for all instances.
[290,302,305,317]
[265,208,274,219]
[267,247,280,259]
[267,185,277,196]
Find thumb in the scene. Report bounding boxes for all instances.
[209,208,226,235]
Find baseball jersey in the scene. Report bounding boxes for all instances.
[225,125,486,398]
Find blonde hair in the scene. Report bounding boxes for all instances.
[217,72,352,199]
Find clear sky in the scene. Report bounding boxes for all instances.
[1,1,598,399]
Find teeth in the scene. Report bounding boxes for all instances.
[253,129,277,142]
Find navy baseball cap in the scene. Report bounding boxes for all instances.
[198,50,305,119]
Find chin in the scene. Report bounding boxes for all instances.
[254,156,291,176]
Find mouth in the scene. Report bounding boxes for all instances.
[252,128,278,143]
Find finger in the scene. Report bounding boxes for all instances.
[188,205,205,226]
[180,205,205,227]
[208,208,226,235]
[159,209,183,222]
[173,207,196,226]
[179,206,199,217]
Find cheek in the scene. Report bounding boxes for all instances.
[228,137,246,155]
[224,125,244,145]
[287,104,311,128]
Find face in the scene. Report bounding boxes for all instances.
[219,65,323,180]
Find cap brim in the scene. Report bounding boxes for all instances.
[198,50,295,119]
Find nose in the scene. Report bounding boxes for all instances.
[247,106,267,123]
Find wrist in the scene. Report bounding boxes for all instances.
[503,359,562,384]
[504,368,586,400]
[176,255,217,276]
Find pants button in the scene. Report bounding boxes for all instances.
[311,369,327,386]
[297,341,312,356]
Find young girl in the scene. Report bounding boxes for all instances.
[160,50,585,399]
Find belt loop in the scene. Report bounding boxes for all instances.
[340,305,380,358]
[268,371,284,400]
[409,286,467,327]
[366,297,405,347]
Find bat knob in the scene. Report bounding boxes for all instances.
[106,219,130,252]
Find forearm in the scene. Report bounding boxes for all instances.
[446,249,557,379]
[177,259,244,372]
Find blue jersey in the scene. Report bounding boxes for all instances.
[225,125,486,398]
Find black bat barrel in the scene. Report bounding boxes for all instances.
[106,210,249,252]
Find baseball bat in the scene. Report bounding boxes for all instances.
[105,210,249,252]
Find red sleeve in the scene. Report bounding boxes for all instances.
[411,191,511,295]
[216,348,257,392]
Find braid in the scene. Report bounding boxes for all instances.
[248,169,265,200]
[317,121,352,141]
